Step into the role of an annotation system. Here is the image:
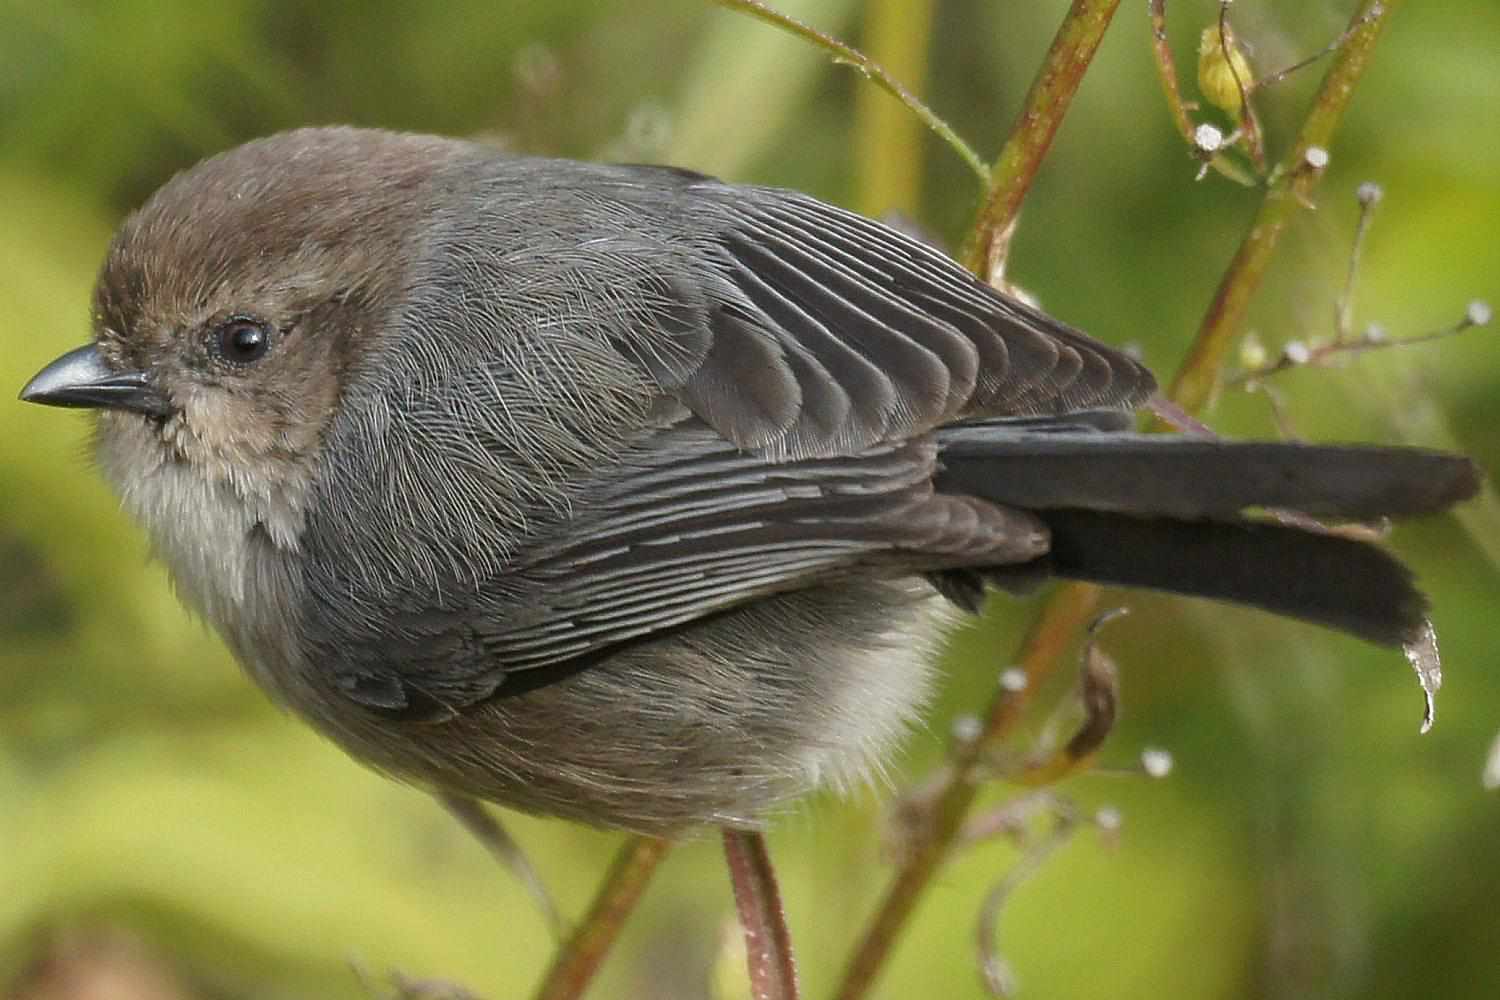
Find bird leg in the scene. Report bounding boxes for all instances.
[722,827,801,1000]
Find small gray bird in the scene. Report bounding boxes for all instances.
[20,127,1479,834]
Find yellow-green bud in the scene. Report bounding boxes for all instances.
[1198,24,1254,118]
[1239,331,1268,370]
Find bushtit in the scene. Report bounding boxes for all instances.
[20,127,1478,834]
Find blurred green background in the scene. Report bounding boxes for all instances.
[3,1,1498,997]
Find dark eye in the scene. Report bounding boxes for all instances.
[212,317,273,365]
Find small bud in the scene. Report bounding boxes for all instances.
[513,43,561,96]
[1141,748,1174,779]
[999,668,1028,693]
[951,715,982,744]
[1363,323,1388,344]
[1356,181,1384,206]
[1193,122,1226,154]
[1238,330,1268,369]
[1484,729,1500,791]
[1467,299,1493,327]
[1303,146,1330,170]
[1095,806,1123,832]
[1198,24,1254,117]
[623,101,673,157]
[1282,340,1312,365]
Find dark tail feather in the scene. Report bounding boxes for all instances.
[932,429,1481,647]
[1009,510,1428,647]
[935,430,1480,521]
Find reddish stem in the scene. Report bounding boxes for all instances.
[530,836,670,1000]
[723,828,800,1000]
[960,0,1123,283]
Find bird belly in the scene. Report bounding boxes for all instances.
[344,578,951,834]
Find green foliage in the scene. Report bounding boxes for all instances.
[2,1,1497,997]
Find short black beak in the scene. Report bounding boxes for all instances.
[19,344,170,417]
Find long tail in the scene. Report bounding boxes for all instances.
[933,425,1481,646]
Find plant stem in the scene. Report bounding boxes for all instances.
[1145,0,1258,186]
[852,0,936,217]
[836,4,1405,998]
[723,828,800,1000]
[439,793,566,939]
[1147,0,1195,140]
[835,11,1129,997]
[960,0,1123,284]
[713,0,987,182]
[530,836,670,1000]
[832,584,1101,1000]
[1166,0,1403,416]
[1218,4,1268,174]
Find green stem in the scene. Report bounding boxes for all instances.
[837,4,1404,998]
[1166,0,1402,415]
[851,0,937,217]
[712,0,987,182]
[960,0,1123,283]
[530,836,670,1000]
[1145,0,1258,186]
[833,585,1104,1000]
[835,10,1128,997]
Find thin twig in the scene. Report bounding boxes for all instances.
[1011,608,1126,788]
[530,836,670,1000]
[833,583,1105,1000]
[351,961,482,1000]
[957,790,1063,849]
[712,0,987,182]
[1145,0,1258,186]
[1145,395,1219,437]
[960,0,1123,285]
[723,829,800,1000]
[1224,188,1491,395]
[838,3,1407,997]
[1228,307,1491,389]
[975,808,1080,998]
[1165,0,1404,416]
[1335,182,1383,341]
[1252,5,1386,92]
[1217,3,1266,172]
[1147,0,1195,141]
[438,793,566,940]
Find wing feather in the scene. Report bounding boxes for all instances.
[624,182,1157,457]
[306,164,1155,716]
[319,426,1047,715]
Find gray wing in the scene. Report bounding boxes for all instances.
[612,175,1157,460]
[320,425,1044,717]
[308,164,1150,716]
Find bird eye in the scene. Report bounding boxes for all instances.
[212,317,273,365]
